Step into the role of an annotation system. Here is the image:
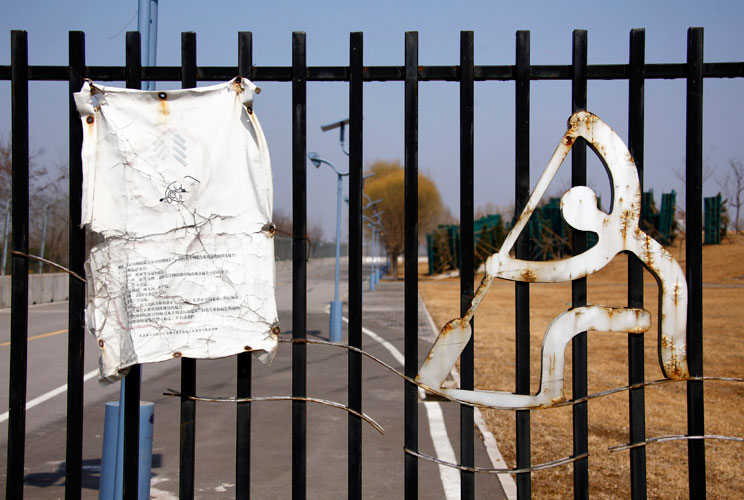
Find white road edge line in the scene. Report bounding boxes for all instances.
[420,296,518,500]
[341,315,460,500]
[0,369,98,424]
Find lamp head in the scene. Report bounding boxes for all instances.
[308,152,322,168]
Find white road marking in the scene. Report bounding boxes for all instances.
[342,315,460,500]
[0,369,98,424]
[420,296,517,499]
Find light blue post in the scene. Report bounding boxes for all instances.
[2,198,10,275]
[372,228,379,287]
[147,0,159,87]
[38,204,49,274]
[137,0,150,68]
[99,391,154,500]
[138,0,158,91]
[330,170,344,342]
[308,153,348,342]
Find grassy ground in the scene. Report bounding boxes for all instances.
[418,235,744,499]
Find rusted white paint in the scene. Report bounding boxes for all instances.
[417,111,688,408]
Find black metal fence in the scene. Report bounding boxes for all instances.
[3,27,743,500]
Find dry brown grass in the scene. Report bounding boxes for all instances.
[419,235,744,499]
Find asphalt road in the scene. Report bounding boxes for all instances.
[0,258,505,499]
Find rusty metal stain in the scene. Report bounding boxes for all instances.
[417,111,689,409]
[232,77,244,94]
[520,268,537,282]
[158,92,169,116]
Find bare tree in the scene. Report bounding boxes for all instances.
[717,159,744,233]
[0,138,69,273]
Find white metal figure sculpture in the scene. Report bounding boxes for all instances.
[416,111,688,409]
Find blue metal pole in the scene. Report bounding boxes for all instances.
[38,204,49,274]
[330,172,343,342]
[100,395,154,500]
[138,0,158,90]
[148,0,158,72]
[137,0,150,69]
[2,199,11,275]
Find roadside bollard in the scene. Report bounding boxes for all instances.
[99,400,154,500]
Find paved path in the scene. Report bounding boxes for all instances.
[1,258,508,499]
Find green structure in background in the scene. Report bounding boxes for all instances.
[427,190,681,275]
[704,193,723,245]
[427,214,505,275]
[642,189,677,246]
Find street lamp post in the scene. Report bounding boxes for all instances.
[362,207,382,291]
[308,152,348,342]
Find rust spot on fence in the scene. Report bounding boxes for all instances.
[173,351,182,358]
[272,325,281,335]
[158,92,169,116]
[664,357,687,379]
[620,210,633,240]
[98,339,104,348]
[521,268,537,282]
[232,76,243,94]
[564,135,574,147]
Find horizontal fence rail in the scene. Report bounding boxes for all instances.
[2,26,741,500]
[3,62,744,82]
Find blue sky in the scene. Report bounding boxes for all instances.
[2,1,743,239]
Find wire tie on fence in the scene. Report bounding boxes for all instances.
[162,389,384,435]
[608,434,744,453]
[549,376,744,408]
[271,228,314,262]
[404,448,589,474]
[278,337,744,410]
[10,251,86,283]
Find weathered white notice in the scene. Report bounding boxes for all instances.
[75,78,278,384]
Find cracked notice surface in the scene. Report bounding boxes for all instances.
[75,78,278,384]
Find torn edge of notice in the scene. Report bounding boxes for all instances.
[74,77,278,384]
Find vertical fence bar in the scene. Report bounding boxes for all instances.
[178,30,198,500]
[514,29,532,500]
[571,29,589,500]
[404,30,419,500]
[6,29,29,500]
[123,30,142,500]
[459,29,475,500]
[292,31,308,500]
[627,27,648,500]
[685,26,706,500]
[65,30,86,500]
[348,30,364,500]
[235,30,253,500]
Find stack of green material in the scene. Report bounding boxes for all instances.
[426,214,506,274]
[704,193,722,245]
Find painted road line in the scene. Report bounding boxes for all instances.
[341,315,460,500]
[0,369,98,424]
[0,328,68,347]
[420,296,517,500]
